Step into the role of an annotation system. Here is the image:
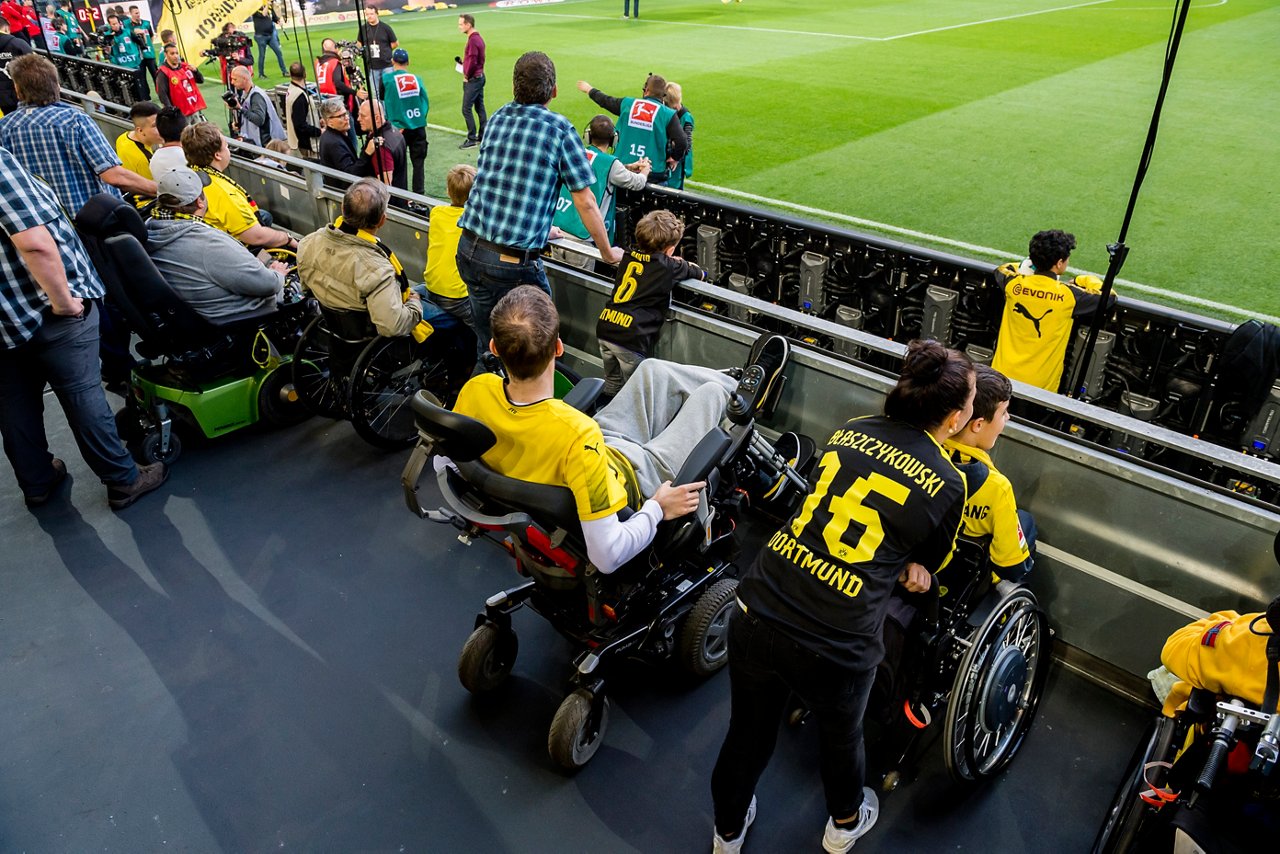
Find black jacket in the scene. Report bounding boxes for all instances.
[358,123,406,191]
[319,127,359,187]
[0,32,33,114]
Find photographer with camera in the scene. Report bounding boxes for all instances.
[156,42,205,118]
[125,6,157,87]
[228,65,283,146]
[104,13,149,101]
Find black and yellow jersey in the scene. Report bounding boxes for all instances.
[739,415,967,669]
[943,440,1029,570]
[452,373,641,520]
[991,265,1114,392]
[596,249,704,355]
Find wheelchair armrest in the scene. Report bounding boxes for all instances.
[208,304,283,334]
[562,377,605,413]
[673,427,733,486]
[435,465,536,532]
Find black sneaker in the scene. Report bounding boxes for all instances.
[459,139,478,149]
[744,333,790,416]
[107,462,169,510]
[24,457,68,507]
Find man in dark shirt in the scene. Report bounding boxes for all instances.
[357,5,396,98]
[0,18,33,114]
[457,13,485,149]
[317,97,358,185]
[356,98,406,192]
[285,61,321,158]
[250,4,287,79]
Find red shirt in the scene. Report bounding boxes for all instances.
[1,2,29,35]
[463,30,484,80]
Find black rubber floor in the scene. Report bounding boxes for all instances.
[1,405,1152,852]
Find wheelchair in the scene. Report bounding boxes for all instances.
[400,378,813,769]
[290,301,474,450]
[791,537,1051,789]
[75,194,312,465]
[1093,614,1280,852]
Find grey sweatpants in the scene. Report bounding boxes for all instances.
[595,358,737,497]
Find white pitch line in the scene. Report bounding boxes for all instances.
[496,9,881,41]
[881,0,1119,41]
[685,180,1277,324]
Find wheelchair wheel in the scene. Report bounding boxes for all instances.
[348,336,453,450]
[291,316,348,420]
[1091,715,1178,854]
[136,429,182,466]
[256,365,308,428]
[547,688,610,771]
[457,623,518,695]
[943,588,1049,783]
[679,578,738,677]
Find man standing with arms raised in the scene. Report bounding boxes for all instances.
[456,13,485,149]
[578,73,687,186]
[456,51,621,360]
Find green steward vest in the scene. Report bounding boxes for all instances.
[615,96,673,168]
[109,31,141,69]
[552,145,618,242]
[380,69,429,131]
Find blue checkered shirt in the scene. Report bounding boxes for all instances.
[0,102,122,216]
[458,103,596,250]
[0,147,106,349]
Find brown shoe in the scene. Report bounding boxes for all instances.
[25,458,68,507]
[107,462,169,510]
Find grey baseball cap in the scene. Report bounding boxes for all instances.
[156,167,210,207]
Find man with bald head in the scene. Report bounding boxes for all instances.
[356,98,406,192]
[230,63,283,146]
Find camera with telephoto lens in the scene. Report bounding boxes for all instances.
[201,30,252,59]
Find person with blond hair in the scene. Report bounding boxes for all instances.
[425,164,476,330]
[664,81,694,190]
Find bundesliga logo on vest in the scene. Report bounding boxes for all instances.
[628,100,657,131]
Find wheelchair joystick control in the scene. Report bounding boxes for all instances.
[728,365,764,426]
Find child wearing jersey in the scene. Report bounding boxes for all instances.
[943,364,1036,582]
[425,164,476,331]
[596,210,706,397]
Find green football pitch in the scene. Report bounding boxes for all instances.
[200,0,1279,320]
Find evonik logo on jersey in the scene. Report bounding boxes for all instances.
[629,99,657,131]
[395,74,420,99]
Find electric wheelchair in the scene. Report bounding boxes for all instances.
[789,535,1051,789]
[290,301,474,450]
[400,375,813,769]
[75,194,312,464]
[1093,599,1280,852]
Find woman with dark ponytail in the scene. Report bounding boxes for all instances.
[710,340,974,854]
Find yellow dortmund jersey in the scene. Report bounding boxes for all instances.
[991,266,1111,393]
[943,440,1029,570]
[202,171,258,237]
[115,131,153,180]
[425,204,467,299]
[452,373,635,521]
[1161,610,1273,717]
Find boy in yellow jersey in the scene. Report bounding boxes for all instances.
[425,164,475,331]
[992,229,1116,393]
[448,286,789,574]
[114,100,161,182]
[943,364,1035,583]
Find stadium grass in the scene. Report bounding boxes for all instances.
[199,0,1280,318]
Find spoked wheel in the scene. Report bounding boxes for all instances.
[348,336,453,450]
[292,316,349,419]
[678,578,738,677]
[943,588,1049,782]
[547,688,610,770]
[1091,715,1178,854]
[457,623,519,695]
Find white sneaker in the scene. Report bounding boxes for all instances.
[822,788,879,853]
[712,795,757,853]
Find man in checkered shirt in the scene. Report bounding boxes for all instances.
[456,50,623,361]
[0,150,168,510]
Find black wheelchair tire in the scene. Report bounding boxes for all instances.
[678,578,738,677]
[348,336,453,451]
[114,405,146,444]
[256,365,310,428]
[136,429,182,466]
[457,623,518,695]
[943,588,1049,783]
[1091,715,1177,854]
[291,316,349,420]
[547,689,609,771]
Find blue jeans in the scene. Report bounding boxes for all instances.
[711,607,875,836]
[0,303,137,495]
[254,31,287,76]
[455,231,551,360]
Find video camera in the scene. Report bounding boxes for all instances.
[201,30,252,60]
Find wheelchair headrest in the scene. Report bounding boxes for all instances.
[411,392,496,462]
[75,193,148,246]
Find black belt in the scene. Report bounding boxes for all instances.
[463,230,542,264]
